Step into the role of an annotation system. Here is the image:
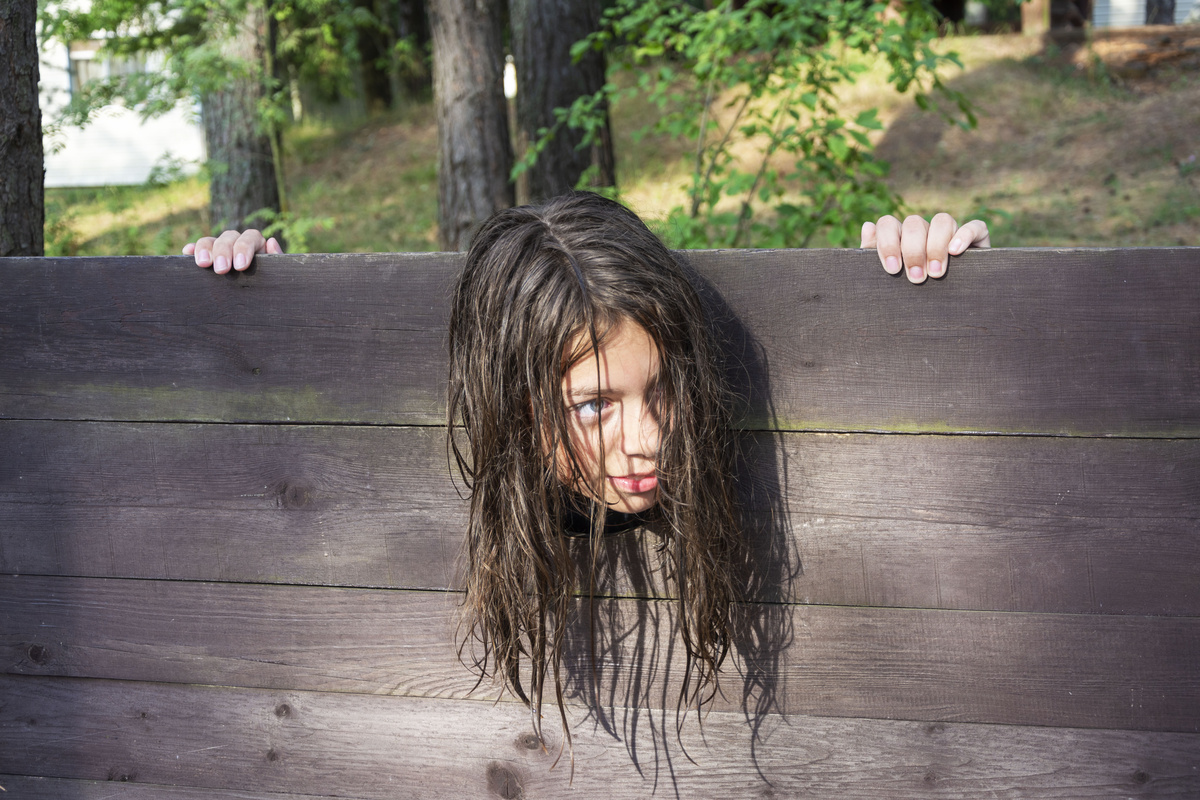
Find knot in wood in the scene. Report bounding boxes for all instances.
[107,767,137,782]
[26,643,49,665]
[275,703,292,718]
[486,762,523,799]
[275,481,313,509]
[518,733,540,751]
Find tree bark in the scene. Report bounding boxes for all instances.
[0,0,45,256]
[429,0,513,251]
[1145,0,1175,24]
[511,0,614,203]
[202,1,281,232]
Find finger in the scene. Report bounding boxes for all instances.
[900,215,931,284]
[925,212,957,279]
[860,221,877,250]
[949,219,991,254]
[265,237,283,255]
[210,230,244,274]
[231,230,268,272]
[873,215,903,275]
[191,236,218,268]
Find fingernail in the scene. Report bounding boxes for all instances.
[214,256,229,274]
[885,256,901,274]
[928,259,943,277]
[909,265,926,282]
[234,253,246,271]
[949,238,964,254]
[197,249,210,265]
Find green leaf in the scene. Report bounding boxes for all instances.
[853,108,883,130]
[827,134,851,161]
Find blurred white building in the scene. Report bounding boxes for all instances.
[40,37,206,188]
[1093,0,1198,26]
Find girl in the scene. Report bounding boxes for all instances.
[184,194,990,747]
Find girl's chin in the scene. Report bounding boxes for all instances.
[607,490,659,514]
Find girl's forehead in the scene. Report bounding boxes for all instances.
[561,320,659,393]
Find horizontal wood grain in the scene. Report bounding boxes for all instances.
[2,675,1198,799]
[4,576,1198,732]
[0,776,368,800]
[3,420,1196,614]
[2,248,1198,434]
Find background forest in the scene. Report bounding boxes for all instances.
[17,0,1200,255]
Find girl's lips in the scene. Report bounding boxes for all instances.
[609,474,658,494]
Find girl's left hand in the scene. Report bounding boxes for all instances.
[862,213,990,284]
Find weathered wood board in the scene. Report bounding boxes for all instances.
[4,575,1200,731]
[2,249,1198,434]
[3,420,1198,612]
[2,248,1198,798]
[4,676,1199,799]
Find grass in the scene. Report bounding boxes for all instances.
[45,32,1200,254]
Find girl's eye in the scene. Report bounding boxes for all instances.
[572,398,608,423]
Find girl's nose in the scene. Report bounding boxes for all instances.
[619,401,659,459]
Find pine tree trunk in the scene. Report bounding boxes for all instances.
[429,0,513,251]
[512,0,614,203]
[0,0,44,257]
[202,2,281,232]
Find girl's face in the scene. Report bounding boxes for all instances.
[560,319,662,514]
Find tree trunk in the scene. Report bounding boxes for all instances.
[429,0,513,251]
[0,0,44,257]
[1145,0,1175,23]
[202,1,281,233]
[511,0,614,203]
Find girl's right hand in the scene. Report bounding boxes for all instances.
[183,230,284,274]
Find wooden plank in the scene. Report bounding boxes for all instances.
[2,675,1198,799]
[0,253,457,426]
[0,775,370,800]
[2,249,1198,434]
[0,420,461,591]
[4,420,1197,615]
[4,576,1199,731]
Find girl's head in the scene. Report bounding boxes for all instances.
[448,192,739,742]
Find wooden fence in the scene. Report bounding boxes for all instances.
[1,247,1198,798]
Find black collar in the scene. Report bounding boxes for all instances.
[561,497,651,538]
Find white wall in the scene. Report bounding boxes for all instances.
[1093,0,1199,26]
[40,39,206,188]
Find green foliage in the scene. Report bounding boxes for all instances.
[979,0,1024,29]
[42,0,356,120]
[253,207,333,253]
[537,0,975,249]
[43,196,81,257]
[39,0,425,137]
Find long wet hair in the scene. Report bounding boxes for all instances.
[447,192,740,747]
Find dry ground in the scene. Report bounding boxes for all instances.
[874,31,1199,247]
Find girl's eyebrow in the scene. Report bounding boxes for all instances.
[565,386,603,399]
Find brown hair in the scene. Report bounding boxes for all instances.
[447,192,740,748]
